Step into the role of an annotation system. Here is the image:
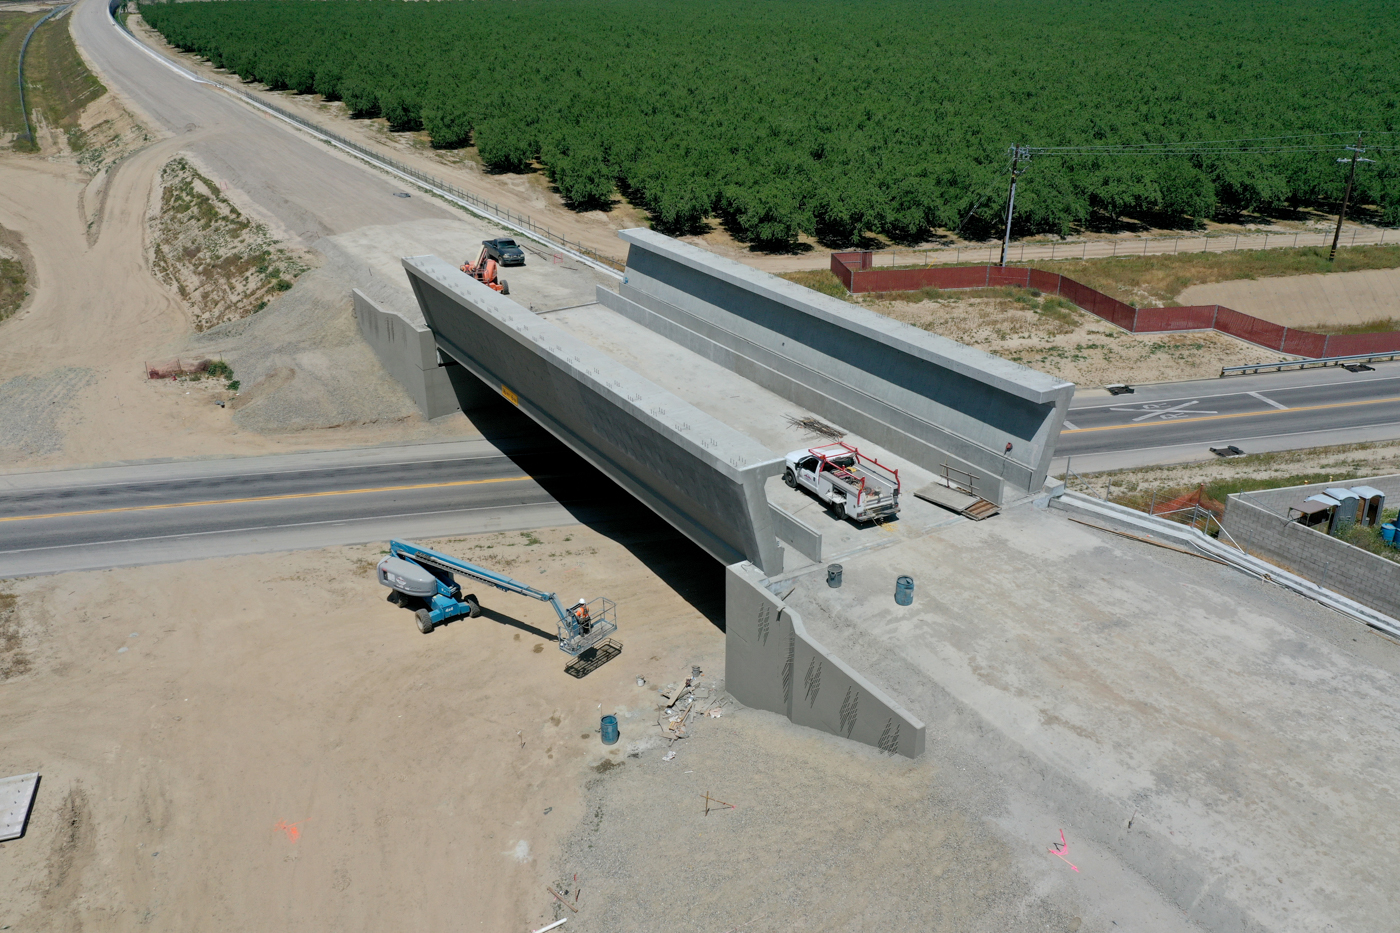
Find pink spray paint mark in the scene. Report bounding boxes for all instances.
[274,819,305,843]
[1048,829,1079,872]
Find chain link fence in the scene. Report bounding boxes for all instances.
[858,226,1396,269]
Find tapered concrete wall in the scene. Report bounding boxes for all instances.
[603,229,1075,503]
[402,256,787,574]
[352,289,495,417]
[725,562,925,758]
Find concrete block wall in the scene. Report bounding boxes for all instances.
[725,562,925,757]
[353,288,494,417]
[603,229,1075,503]
[1224,477,1400,619]
[403,256,788,575]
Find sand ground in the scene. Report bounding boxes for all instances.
[0,523,726,932]
[862,291,1281,386]
[1179,266,1400,330]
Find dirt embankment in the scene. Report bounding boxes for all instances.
[0,221,31,321]
[149,154,316,331]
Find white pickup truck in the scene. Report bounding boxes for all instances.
[782,442,900,523]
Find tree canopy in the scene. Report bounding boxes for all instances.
[142,0,1400,247]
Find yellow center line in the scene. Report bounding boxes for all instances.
[1061,395,1400,434]
[0,475,531,523]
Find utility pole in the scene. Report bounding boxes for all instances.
[1329,133,1374,262]
[1000,145,1031,267]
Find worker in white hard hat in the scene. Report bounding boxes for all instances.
[572,597,592,636]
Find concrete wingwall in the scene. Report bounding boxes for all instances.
[401,255,787,574]
[1224,475,1400,619]
[603,229,1075,504]
[352,289,494,418]
[725,562,925,758]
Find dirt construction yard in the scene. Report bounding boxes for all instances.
[0,525,725,931]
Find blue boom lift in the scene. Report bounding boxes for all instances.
[376,539,618,656]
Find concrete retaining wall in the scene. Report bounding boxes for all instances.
[352,288,493,417]
[402,255,787,574]
[603,230,1074,503]
[768,504,822,564]
[1224,476,1400,619]
[725,562,925,757]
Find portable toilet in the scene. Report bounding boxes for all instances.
[1349,486,1386,526]
[1325,487,1360,534]
[1291,497,1336,530]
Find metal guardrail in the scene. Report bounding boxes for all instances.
[111,4,626,275]
[1220,351,1400,376]
[15,4,71,147]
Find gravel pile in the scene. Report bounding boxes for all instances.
[190,248,421,434]
[0,367,95,458]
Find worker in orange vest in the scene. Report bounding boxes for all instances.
[571,598,592,636]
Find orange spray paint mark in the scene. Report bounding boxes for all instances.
[274,819,306,843]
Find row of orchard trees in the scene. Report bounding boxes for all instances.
[141,0,1400,247]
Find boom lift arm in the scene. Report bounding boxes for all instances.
[377,539,616,655]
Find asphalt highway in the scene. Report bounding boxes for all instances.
[1054,360,1400,473]
[0,439,605,578]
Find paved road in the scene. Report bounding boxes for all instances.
[71,0,455,246]
[0,439,603,578]
[1054,361,1400,473]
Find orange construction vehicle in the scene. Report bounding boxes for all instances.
[460,246,510,295]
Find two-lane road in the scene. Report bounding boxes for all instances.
[0,439,601,577]
[1055,361,1400,473]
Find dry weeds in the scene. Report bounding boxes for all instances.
[149,156,315,331]
[863,286,1280,385]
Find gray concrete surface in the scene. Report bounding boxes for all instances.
[725,561,925,758]
[1056,362,1400,473]
[611,229,1074,502]
[403,256,786,574]
[778,502,1400,932]
[546,298,969,562]
[1222,474,1400,619]
[352,289,463,418]
[0,440,577,577]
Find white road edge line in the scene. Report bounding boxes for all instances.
[1054,418,1400,461]
[1248,391,1289,410]
[0,501,572,556]
[0,453,517,495]
[1070,373,1400,412]
[1061,420,1078,431]
[106,2,621,279]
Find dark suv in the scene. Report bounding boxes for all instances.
[482,238,525,266]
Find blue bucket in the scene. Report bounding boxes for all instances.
[895,575,914,606]
[600,714,619,745]
[1384,523,1397,545]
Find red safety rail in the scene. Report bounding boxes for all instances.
[808,441,901,504]
[831,252,1400,359]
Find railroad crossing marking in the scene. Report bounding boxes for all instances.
[1109,400,1218,422]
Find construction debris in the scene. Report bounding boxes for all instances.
[657,664,729,743]
[786,414,845,440]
